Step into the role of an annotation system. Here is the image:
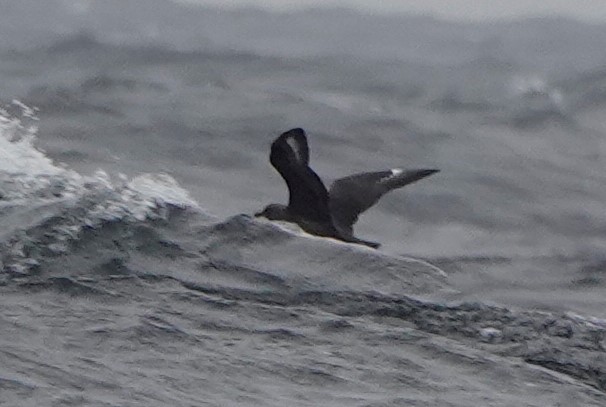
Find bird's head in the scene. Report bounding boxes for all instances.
[254,203,290,221]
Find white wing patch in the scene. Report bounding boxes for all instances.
[380,168,403,183]
[286,135,304,164]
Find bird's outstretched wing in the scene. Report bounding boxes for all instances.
[269,128,332,224]
[329,168,439,236]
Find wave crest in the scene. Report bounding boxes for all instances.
[0,102,199,276]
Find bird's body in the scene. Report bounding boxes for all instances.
[255,128,438,248]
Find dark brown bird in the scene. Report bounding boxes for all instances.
[255,128,439,248]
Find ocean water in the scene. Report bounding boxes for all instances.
[1,1,606,405]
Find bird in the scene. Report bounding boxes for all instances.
[255,128,439,248]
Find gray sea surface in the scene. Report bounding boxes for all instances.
[1,1,606,405]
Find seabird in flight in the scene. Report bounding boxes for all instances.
[255,128,439,248]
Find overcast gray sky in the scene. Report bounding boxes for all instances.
[177,0,606,22]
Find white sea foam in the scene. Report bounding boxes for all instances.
[0,103,201,275]
[0,101,198,214]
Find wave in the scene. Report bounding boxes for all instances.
[557,67,606,112]
[79,75,168,94]
[25,85,124,116]
[45,31,106,54]
[496,69,606,127]
[1,104,606,396]
[41,30,271,65]
[4,206,605,392]
[0,102,444,293]
[0,102,199,276]
[428,92,496,113]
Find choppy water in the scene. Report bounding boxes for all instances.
[1,1,606,405]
